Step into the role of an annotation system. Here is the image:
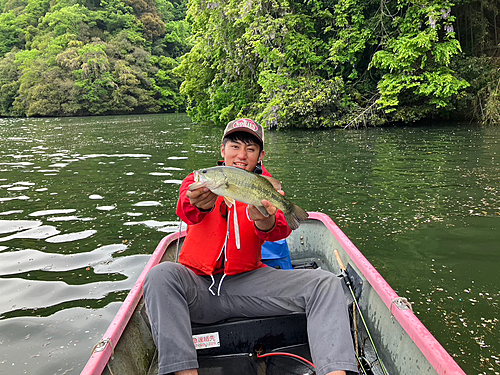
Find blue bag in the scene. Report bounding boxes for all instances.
[261,239,293,270]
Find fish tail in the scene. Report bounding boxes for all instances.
[284,204,309,230]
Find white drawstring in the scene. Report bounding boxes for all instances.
[207,202,241,296]
[208,274,228,296]
[233,202,241,249]
[208,275,216,296]
[217,274,227,296]
[216,213,229,265]
[208,209,230,296]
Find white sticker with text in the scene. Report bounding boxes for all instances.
[192,332,220,350]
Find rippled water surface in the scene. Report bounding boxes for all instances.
[0,114,499,374]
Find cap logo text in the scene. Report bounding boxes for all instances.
[233,119,258,132]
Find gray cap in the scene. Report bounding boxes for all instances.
[222,118,264,145]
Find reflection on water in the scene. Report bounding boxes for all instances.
[0,114,499,374]
[0,114,198,374]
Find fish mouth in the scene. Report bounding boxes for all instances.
[188,169,208,191]
[193,169,209,184]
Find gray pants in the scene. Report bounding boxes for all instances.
[143,263,358,375]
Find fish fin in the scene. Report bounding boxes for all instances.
[284,204,309,230]
[224,196,235,208]
[262,175,282,192]
[256,205,270,217]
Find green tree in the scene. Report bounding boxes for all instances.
[0,50,21,115]
[0,0,188,116]
[151,55,185,110]
[0,12,22,56]
[370,0,469,121]
[12,49,67,116]
[177,0,471,128]
[71,42,116,113]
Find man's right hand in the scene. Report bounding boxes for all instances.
[186,186,217,211]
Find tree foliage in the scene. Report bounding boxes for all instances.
[1,0,499,124]
[369,0,469,121]
[177,0,496,128]
[0,0,190,116]
[451,0,500,124]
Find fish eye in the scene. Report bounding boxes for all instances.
[201,169,207,174]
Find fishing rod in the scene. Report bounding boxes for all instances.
[334,250,388,375]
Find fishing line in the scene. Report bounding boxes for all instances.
[356,355,372,375]
[334,250,388,375]
[352,303,388,375]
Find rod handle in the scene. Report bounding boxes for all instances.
[334,249,346,272]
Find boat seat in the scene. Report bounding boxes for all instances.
[140,303,308,357]
[191,312,308,357]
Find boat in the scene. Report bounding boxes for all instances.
[81,212,465,375]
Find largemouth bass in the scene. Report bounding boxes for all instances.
[188,166,309,230]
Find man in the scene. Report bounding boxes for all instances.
[144,118,358,375]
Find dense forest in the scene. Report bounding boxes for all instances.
[0,0,191,116]
[0,0,499,127]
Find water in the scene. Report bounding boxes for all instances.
[0,114,498,374]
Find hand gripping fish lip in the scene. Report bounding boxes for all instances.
[188,170,206,191]
[189,169,225,191]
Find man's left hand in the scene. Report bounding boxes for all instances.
[248,200,277,232]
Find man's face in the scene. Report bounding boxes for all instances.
[221,139,264,172]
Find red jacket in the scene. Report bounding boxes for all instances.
[176,168,291,276]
